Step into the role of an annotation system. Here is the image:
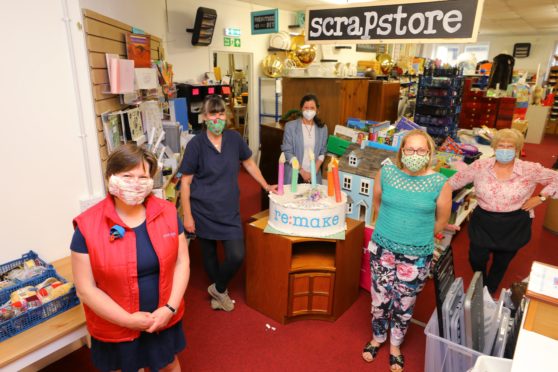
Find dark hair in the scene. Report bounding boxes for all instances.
[105,144,158,179]
[299,93,325,128]
[202,95,226,115]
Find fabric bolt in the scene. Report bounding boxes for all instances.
[448,157,558,217]
[198,237,244,293]
[281,118,328,184]
[179,130,252,240]
[70,214,186,371]
[372,164,447,256]
[369,243,432,346]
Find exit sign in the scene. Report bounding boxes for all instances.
[225,28,241,37]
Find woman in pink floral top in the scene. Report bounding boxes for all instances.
[449,129,558,293]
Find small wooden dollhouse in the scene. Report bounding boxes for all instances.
[338,143,396,225]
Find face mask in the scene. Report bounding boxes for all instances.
[401,154,430,173]
[206,118,226,135]
[108,175,154,205]
[495,148,516,164]
[302,110,316,121]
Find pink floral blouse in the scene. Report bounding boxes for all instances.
[449,158,558,217]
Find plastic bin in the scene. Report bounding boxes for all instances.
[425,311,484,372]
[0,251,56,304]
[0,273,80,342]
[471,355,512,372]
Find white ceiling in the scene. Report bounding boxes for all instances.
[239,0,558,36]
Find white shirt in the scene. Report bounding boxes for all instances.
[301,123,316,172]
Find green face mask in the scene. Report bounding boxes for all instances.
[401,153,430,173]
[206,118,226,135]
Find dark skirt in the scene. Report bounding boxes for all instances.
[91,320,186,372]
[468,207,532,252]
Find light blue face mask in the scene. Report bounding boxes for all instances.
[495,148,516,164]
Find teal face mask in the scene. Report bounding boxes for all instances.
[206,118,226,135]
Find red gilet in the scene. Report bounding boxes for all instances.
[73,195,184,342]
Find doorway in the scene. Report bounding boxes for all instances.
[211,51,253,145]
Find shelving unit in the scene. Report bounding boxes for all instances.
[414,68,464,144]
[258,77,282,125]
[545,66,558,134]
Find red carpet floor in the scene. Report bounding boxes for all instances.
[42,135,558,372]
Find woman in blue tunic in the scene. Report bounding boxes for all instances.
[179,95,277,311]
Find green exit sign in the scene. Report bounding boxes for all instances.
[224,37,241,48]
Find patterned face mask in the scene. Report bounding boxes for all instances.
[205,118,226,135]
[108,175,154,205]
[401,154,430,173]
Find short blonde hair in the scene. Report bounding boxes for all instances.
[491,128,524,155]
[396,129,436,170]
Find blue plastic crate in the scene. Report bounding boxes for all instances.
[0,251,56,305]
[414,113,459,127]
[416,94,462,108]
[419,76,464,90]
[415,105,461,117]
[0,274,80,342]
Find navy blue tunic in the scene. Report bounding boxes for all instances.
[70,215,186,372]
[179,130,252,240]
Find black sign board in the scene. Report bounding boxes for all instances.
[513,43,531,58]
[251,8,279,35]
[306,0,484,44]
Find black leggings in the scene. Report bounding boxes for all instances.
[469,243,517,294]
[198,238,245,293]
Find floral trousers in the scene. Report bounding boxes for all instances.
[369,243,432,346]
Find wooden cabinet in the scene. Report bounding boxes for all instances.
[281,77,369,135]
[366,80,401,122]
[245,213,364,324]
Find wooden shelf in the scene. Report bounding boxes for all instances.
[291,244,336,272]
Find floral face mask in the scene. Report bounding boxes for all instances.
[108,175,154,205]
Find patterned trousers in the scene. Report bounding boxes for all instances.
[369,243,432,346]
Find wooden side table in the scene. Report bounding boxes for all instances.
[245,213,364,324]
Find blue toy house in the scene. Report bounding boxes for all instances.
[338,143,396,226]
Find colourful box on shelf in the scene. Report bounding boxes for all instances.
[366,140,398,152]
[326,135,351,156]
[376,125,396,146]
[0,251,56,305]
[0,273,80,342]
[395,116,421,131]
[346,117,378,130]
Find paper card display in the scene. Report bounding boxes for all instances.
[140,100,163,144]
[134,68,159,90]
[126,33,151,68]
[106,56,135,94]
[101,112,123,153]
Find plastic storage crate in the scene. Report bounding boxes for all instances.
[425,311,484,372]
[0,251,56,304]
[0,273,80,342]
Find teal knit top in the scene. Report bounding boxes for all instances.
[372,164,447,257]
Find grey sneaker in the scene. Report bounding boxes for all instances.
[208,283,235,311]
[210,299,221,310]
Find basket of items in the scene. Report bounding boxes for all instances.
[0,251,80,341]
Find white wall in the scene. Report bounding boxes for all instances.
[0,1,102,263]
[477,34,557,80]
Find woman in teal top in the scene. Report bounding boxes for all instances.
[362,130,452,372]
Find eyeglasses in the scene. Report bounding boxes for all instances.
[402,148,429,156]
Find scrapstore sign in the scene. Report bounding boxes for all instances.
[305,0,484,44]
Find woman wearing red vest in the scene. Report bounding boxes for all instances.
[71,144,190,372]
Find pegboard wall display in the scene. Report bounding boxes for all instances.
[82,9,162,173]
